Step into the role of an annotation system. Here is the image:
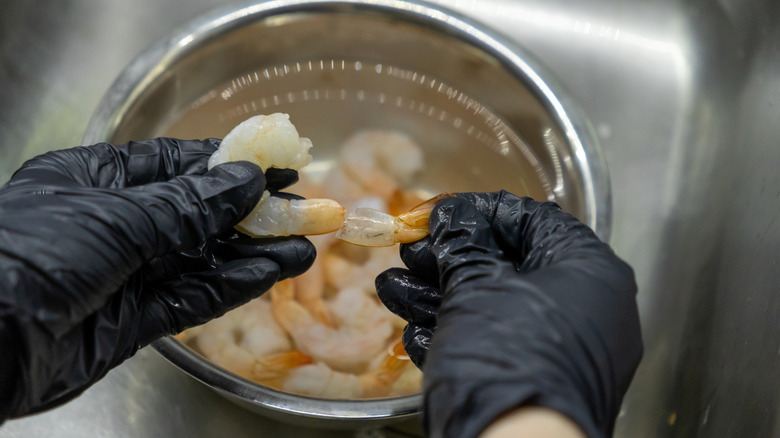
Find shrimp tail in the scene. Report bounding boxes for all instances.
[252,350,314,386]
[336,193,453,247]
[394,193,453,243]
[359,340,411,398]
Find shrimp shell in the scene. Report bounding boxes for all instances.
[335,193,452,246]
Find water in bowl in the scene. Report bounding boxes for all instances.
[164,58,552,400]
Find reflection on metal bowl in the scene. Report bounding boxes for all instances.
[83,0,610,429]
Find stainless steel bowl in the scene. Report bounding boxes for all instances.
[83,0,610,428]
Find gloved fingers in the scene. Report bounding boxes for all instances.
[142,233,316,281]
[206,234,316,280]
[398,238,440,284]
[135,257,282,346]
[264,168,299,192]
[402,324,433,369]
[6,138,221,189]
[427,196,515,294]
[398,192,522,279]
[119,138,222,186]
[121,161,265,258]
[452,191,615,271]
[139,230,315,285]
[375,267,440,328]
[139,250,214,284]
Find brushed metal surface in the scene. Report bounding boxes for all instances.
[2,0,779,437]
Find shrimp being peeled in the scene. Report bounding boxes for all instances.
[335,193,451,247]
[208,113,344,237]
[238,192,343,237]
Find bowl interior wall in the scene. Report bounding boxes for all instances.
[110,10,586,218]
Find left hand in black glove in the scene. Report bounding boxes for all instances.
[0,138,315,420]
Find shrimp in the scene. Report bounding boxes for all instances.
[318,130,425,212]
[337,130,425,202]
[237,192,344,237]
[192,297,291,379]
[335,193,451,247]
[270,280,393,373]
[252,350,314,388]
[292,255,333,327]
[208,113,313,171]
[208,113,345,237]
[389,358,424,397]
[323,245,403,293]
[282,340,411,399]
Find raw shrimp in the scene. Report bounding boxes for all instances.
[320,130,425,210]
[388,359,424,397]
[237,192,344,237]
[337,130,425,202]
[292,255,332,327]
[282,340,411,399]
[192,298,291,379]
[335,193,451,247]
[270,280,393,373]
[323,245,403,293]
[252,350,314,388]
[208,113,312,171]
[208,113,344,237]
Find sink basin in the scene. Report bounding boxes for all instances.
[1,0,779,436]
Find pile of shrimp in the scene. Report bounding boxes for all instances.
[177,114,428,399]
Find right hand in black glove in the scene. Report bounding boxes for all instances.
[376,191,642,438]
[0,138,315,421]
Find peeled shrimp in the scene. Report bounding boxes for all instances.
[208,113,344,237]
[292,255,332,327]
[335,193,450,247]
[323,245,403,294]
[270,280,393,373]
[320,130,425,210]
[282,340,411,398]
[192,298,291,379]
[389,359,424,397]
[337,130,425,202]
[237,192,344,237]
[208,113,313,171]
[252,350,314,388]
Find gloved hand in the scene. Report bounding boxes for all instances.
[376,191,642,438]
[0,138,315,420]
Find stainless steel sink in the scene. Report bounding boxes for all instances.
[2,0,779,436]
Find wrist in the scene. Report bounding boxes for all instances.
[480,407,587,438]
[0,317,22,422]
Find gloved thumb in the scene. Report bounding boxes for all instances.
[428,196,514,295]
[122,161,265,258]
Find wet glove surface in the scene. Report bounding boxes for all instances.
[376,191,642,438]
[0,139,315,420]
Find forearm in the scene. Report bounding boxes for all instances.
[480,407,587,438]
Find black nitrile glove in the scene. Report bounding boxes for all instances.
[376,191,642,438]
[0,138,315,421]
